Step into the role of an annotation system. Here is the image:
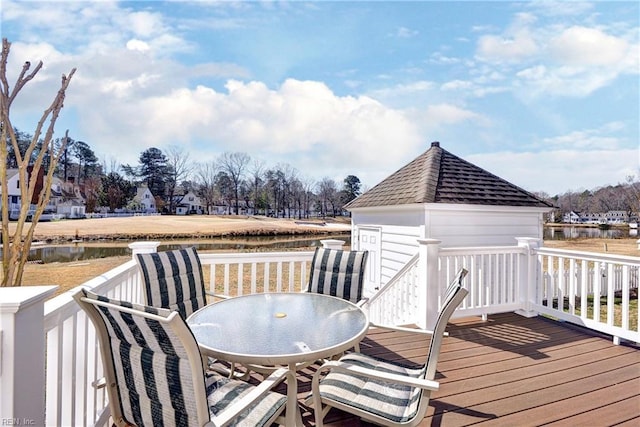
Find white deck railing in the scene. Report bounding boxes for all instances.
[200,251,314,296]
[1,237,638,425]
[367,253,420,326]
[39,249,317,427]
[535,246,640,344]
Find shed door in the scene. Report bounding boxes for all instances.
[358,227,381,297]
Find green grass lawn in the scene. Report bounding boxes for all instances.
[549,293,639,331]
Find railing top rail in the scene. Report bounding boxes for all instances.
[440,246,528,255]
[198,250,315,262]
[536,247,640,265]
[43,259,139,331]
[367,253,419,306]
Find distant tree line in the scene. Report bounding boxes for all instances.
[11,130,637,221]
[7,128,363,218]
[535,176,640,222]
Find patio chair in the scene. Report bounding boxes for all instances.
[73,288,296,427]
[135,246,221,319]
[135,246,251,378]
[307,247,368,304]
[311,268,469,427]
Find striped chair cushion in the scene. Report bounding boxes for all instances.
[136,246,207,319]
[317,352,424,424]
[80,289,287,427]
[307,247,368,303]
[205,372,286,426]
[80,289,202,426]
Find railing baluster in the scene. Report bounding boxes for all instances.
[264,262,271,292]
[223,264,230,296]
[581,260,588,317]
[250,262,257,294]
[607,263,615,326]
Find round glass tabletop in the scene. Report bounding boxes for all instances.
[187,292,369,366]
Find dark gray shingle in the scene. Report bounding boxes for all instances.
[345,142,554,209]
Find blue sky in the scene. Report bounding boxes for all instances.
[2,0,638,196]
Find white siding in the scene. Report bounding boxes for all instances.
[426,208,544,247]
[351,202,550,288]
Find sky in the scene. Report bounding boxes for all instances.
[1,0,638,197]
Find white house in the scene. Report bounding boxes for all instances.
[563,211,582,223]
[2,168,64,219]
[132,186,156,213]
[50,177,86,218]
[175,191,204,215]
[345,141,554,295]
[0,169,22,217]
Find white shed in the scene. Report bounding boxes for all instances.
[345,142,554,295]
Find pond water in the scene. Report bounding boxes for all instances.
[26,226,637,263]
[28,234,351,264]
[544,226,636,240]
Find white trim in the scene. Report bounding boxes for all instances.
[349,202,551,215]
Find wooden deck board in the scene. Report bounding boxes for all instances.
[271,312,640,426]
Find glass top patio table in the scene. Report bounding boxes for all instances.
[187,292,369,367]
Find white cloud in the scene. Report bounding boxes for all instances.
[474,9,639,99]
[548,26,630,67]
[441,80,473,91]
[515,62,627,98]
[476,13,540,63]
[423,104,488,127]
[393,26,418,38]
[468,149,639,195]
[126,39,150,52]
[72,78,424,180]
[540,123,626,150]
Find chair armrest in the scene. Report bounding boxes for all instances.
[211,367,295,426]
[91,377,107,389]
[356,297,369,308]
[315,361,439,392]
[205,290,231,300]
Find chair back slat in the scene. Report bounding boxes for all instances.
[136,246,206,319]
[307,247,368,303]
[74,289,208,427]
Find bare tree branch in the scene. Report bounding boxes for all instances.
[1,38,75,286]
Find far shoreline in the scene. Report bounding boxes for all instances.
[18,215,353,244]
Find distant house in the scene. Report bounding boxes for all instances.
[175,191,203,215]
[605,210,629,224]
[345,142,555,295]
[563,211,582,224]
[132,186,156,213]
[50,177,86,218]
[562,210,630,225]
[0,169,22,217]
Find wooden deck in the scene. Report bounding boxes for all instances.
[278,312,640,426]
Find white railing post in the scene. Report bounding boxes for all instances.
[0,285,58,426]
[128,241,161,258]
[321,239,345,250]
[417,238,441,330]
[515,237,540,318]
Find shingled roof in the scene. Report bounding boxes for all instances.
[345,142,554,209]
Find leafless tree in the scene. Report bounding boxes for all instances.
[248,159,265,216]
[0,38,76,286]
[165,145,193,214]
[219,152,250,215]
[278,163,298,218]
[301,177,316,219]
[83,175,101,213]
[290,178,305,219]
[317,177,339,217]
[194,160,219,214]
